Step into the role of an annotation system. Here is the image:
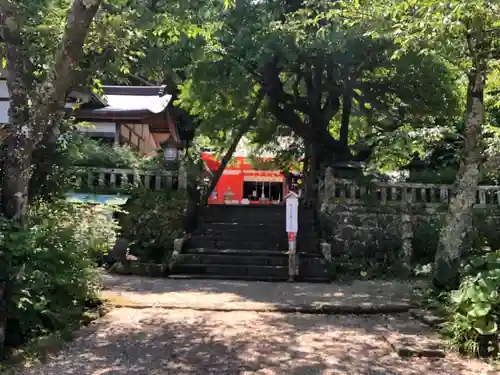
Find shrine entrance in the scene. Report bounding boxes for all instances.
[242,180,284,204]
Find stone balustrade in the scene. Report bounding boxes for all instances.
[71,166,187,192]
[324,178,500,207]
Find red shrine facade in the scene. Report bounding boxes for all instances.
[201,152,292,205]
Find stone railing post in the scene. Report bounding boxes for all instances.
[401,189,413,273]
[178,160,187,190]
[401,213,413,272]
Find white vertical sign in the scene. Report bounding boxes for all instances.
[285,191,299,233]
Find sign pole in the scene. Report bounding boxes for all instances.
[285,191,299,281]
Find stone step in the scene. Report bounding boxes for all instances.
[169,264,330,282]
[169,273,288,282]
[180,253,289,267]
[187,237,319,251]
[181,252,326,266]
[171,263,328,280]
[187,237,287,250]
[168,274,330,283]
[203,205,315,215]
[186,242,320,256]
[172,264,289,279]
[176,250,328,277]
[193,229,289,240]
[183,248,322,257]
[203,205,285,212]
[201,218,286,226]
[179,205,324,282]
[196,225,318,236]
[194,222,318,234]
[201,212,315,224]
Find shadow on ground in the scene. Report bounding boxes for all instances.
[12,308,490,375]
[100,273,426,308]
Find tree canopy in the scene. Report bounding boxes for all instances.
[63,0,460,175]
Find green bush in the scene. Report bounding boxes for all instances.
[441,247,500,357]
[406,167,458,184]
[66,135,162,169]
[1,200,118,350]
[120,190,187,263]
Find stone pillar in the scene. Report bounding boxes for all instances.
[401,213,413,272]
[178,160,187,190]
[320,167,335,211]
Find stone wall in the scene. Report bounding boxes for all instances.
[320,204,434,269]
[320,202,500,277]
[317,169,500,277]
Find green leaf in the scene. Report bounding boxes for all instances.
[473,319,498,335]
[223,0,235,9]
[466,286,489,303]
[450,289,466,304]
[467,302,491,318]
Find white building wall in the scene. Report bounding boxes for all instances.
[0,80,9,124]
[0,80,116,138]
[77,121,116,136]
[0,101,9,123]
[0,80,9,99]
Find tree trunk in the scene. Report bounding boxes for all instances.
[202,90,264,204]
[1,131,32,220]
[433,73,484,290]
[0,281,9,360]
[0,266,24,359]
[29,130,61,200]
[0,0,103,218]
[340,93,351,147]
[302,141,311,199]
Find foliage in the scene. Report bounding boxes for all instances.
[119,190,187,263]
[66,135,162,169]
[412,218,442,265]
[352,0,500,289]
[0,200,117,350]
[28,132,162,200]
[85,0,463,175]
[0,0,103,220]
[406,168,458,185]
[441,247,500,357]
[175,1,460,167]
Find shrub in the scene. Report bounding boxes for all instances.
[1,200,118,350]
[66,135,161,169]
[120,190,187,263]
[441,247,500,357]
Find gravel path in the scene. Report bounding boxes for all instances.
[12,309,494,375]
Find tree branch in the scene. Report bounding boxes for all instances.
[33,0,103,146]
[321,91,341,124]
[261,59,309,114]
[266,95,344,154]
[292,67,303,98]
[203,89,265,204]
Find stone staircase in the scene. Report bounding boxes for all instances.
[170,205,329,282]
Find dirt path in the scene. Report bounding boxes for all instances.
[99,273,422,311]
[12,309,493,375]
[8,275,496,374]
